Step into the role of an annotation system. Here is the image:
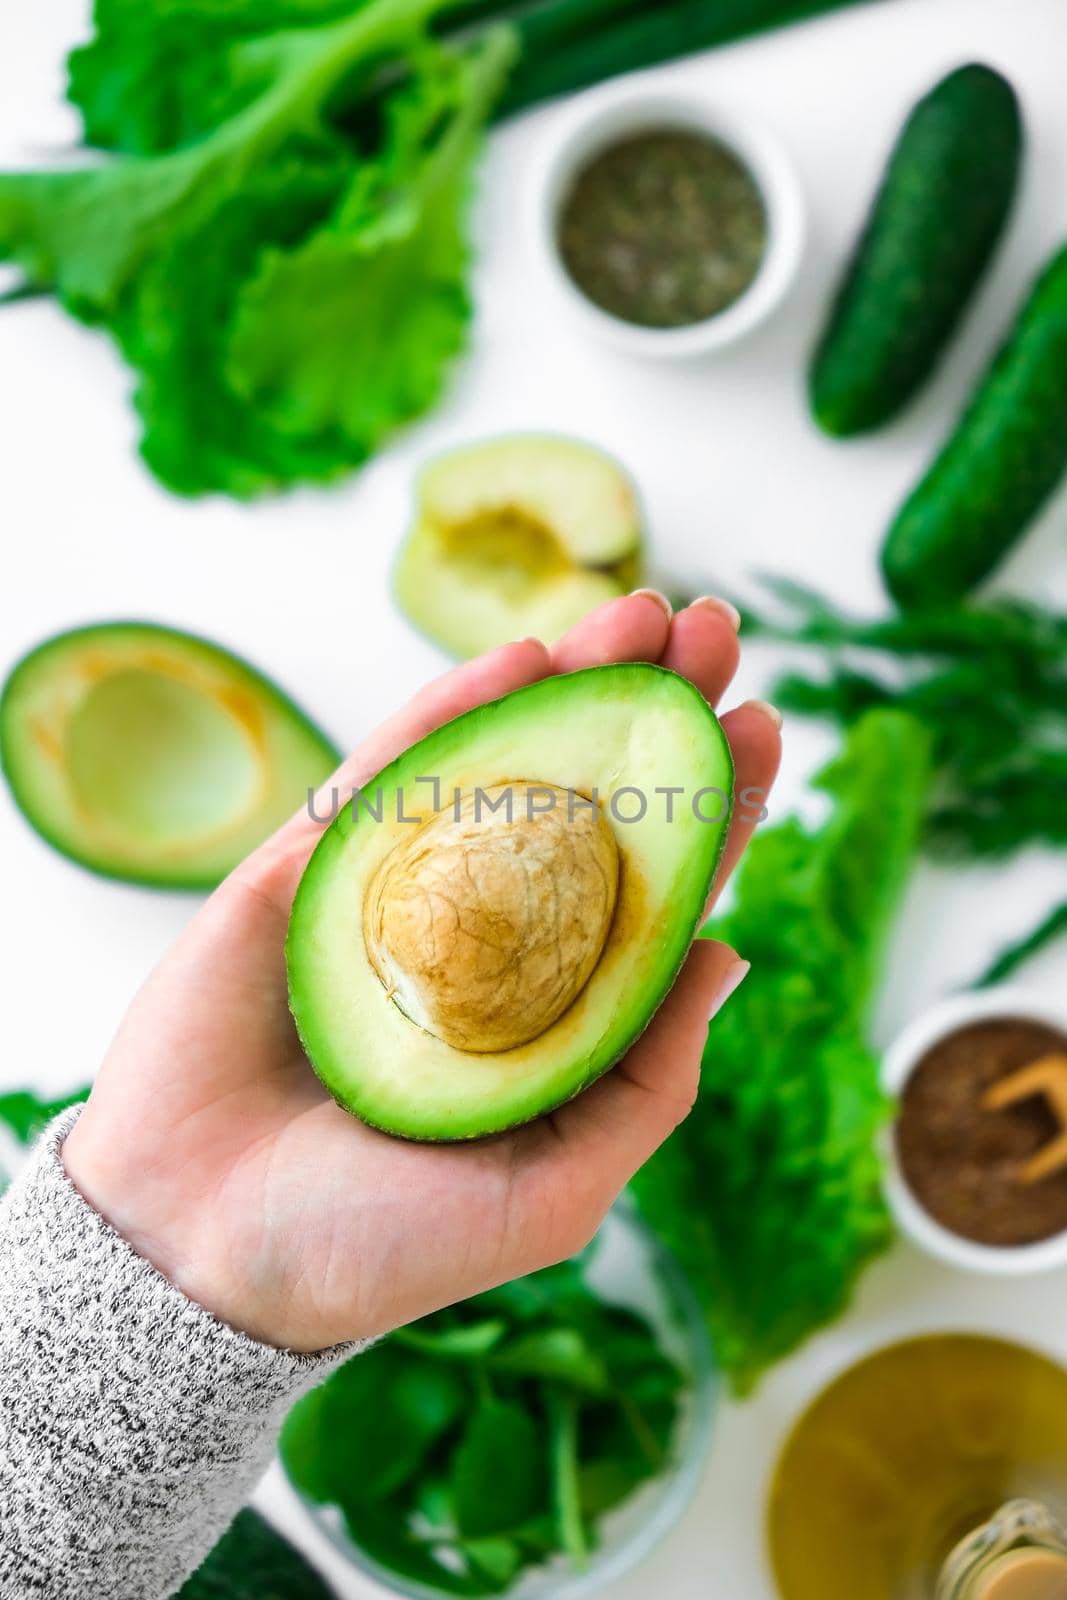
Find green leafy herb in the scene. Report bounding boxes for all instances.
[972,900,1067,988]
[548,1389,588,1569]
[451,1400,545,1538]
[281,1255,684,1595]
[0,1085,90,1144]
[743,579,1067,858]
[631,710,930,1393]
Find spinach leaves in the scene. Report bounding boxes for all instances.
[281,1256,684,1595]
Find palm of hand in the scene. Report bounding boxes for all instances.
[65,594,779,1351]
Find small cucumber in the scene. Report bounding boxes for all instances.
[810,63,1022,437]
[882,243,1067,609]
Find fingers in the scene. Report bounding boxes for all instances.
[270,637,551,850]
[235,637,552,912]
[537,939,748,1212]
[709,699,783,908]
[550,589,673,673]
[328,635,552,800]
[658,596,741,708]
[237,593,777,925]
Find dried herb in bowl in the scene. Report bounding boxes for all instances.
[556,128,768,328]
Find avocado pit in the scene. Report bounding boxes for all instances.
[364,782,619,1053]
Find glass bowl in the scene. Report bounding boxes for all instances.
[291,1198,716,1598]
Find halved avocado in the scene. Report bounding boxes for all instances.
[394,435,644,659]
[287,663,732,1141]
[0,622,340,888]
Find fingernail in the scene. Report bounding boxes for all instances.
[630,588,673,621]
[517,635,545,649]
[688,595,741,632]
[741,698,783,730]
[710,959,750,1020]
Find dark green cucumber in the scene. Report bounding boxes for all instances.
[810,64,1022,438]
[498,0,885,118]
[883,243,1067,609]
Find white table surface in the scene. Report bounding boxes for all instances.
[3,0,1067,1593]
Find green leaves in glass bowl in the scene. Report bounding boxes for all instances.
[280,1251,690,1597]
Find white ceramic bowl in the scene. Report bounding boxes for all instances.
[534,81,806,358]
[883,985,1067,1277]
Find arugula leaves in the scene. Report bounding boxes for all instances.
[743,579,1067,858]
[631,710,930,1394]
[0,0,513,497]
[281,1256,684,1595]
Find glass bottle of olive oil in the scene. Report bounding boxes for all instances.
[768,1336,1067,1600]
[938,1500,1067,1598]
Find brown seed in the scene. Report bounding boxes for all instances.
[364,783,619,1053]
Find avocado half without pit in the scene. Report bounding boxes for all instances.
[286,663,733,1140]
[393,435,644,659]
[0,623,339,888]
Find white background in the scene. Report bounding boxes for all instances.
[3,0,1067,1593]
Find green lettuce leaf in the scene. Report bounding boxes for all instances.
[118,149,354,495]
[631,710,931,1394]
[0,0,513,496]
[225,27,515,467]
[69,0,364,155]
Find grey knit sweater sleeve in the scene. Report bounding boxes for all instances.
[0,1110,359,1600]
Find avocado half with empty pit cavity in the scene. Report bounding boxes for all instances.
[0,622,340,888]
[394,435,644,659]
[286,663,732,1140]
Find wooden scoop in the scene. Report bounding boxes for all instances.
[984,1056,1067,1185]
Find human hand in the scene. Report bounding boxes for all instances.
[63,592,781,1351]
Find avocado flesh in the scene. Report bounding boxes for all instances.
[0,623,339,888]
[394,436,644,659]
[287,664,732,1141]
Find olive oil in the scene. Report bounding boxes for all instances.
[768,1336,1067,1600]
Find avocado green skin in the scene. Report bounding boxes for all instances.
[883,243,1067,609]
[810,63,1022,438]
[177,1508,335,1599]
[0,621,341,891]
[286,663,733,1142]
